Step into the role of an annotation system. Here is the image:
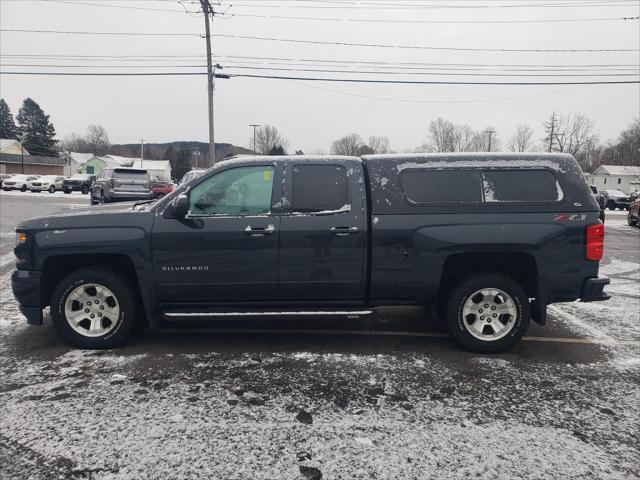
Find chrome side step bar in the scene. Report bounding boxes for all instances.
[163,310,373,318]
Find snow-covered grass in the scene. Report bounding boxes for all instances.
[0,189,88,200]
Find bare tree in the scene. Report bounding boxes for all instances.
[60,133,88,152]
[424,119,498,152]
[508,124,534,152]
[553,114,598,156]
[368,136,390,154]
[330,133,364,156]
[85,124,110,155]
[250,125,289,155]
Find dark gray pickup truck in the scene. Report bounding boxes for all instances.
[12,153,610,352]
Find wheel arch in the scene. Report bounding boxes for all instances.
[41,254,148,326]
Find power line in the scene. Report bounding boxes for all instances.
[5,63,637,77]
[3,53,639,70]
[2,29,636,52]
[223,0,640,9]
[213,33,640,53]
[228,13,640,24]
[2,70,639,85]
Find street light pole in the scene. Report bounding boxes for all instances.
[485,129,496,152]
[250,124,260,155]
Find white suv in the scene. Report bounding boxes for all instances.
[2,174,40,191]
[28,175,66,193]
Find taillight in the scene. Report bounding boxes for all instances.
[109,179,115,188]
[586,223,604,261]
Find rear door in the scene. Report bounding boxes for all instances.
[278,160,366,301]
[113,169,150,193]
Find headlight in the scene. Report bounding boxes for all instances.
[16,231,27,246]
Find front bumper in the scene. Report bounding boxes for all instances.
[11,269,43,325]
[580,277,611,302]
[29,186,49,191]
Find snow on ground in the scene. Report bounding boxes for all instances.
[0,189,88,200]
[0,223,639,479]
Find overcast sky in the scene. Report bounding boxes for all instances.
[0,0,639,153]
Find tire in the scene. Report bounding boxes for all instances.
[629,216,638,226]
[63,189,71,194]
[49,185,56,193]
[81,186,89,195]
[20,184,27,192]
[155,193,165,200]
[50,268,140,348]
[445,273,530,353]
[606,201,615,210]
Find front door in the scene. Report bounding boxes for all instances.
[278,161,366,301]
[152,164,281,305]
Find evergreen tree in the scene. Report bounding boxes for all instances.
[16,98,58,156]
[0,99,18,139]
[268,145,286,156]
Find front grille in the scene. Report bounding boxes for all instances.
[32,183,42,186]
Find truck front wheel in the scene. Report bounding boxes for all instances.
[446,273,530,353]
[50,268,139,348]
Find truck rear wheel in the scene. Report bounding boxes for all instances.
[50,268,139,348]
[446,273,530,353]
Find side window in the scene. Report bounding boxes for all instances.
[483,170,562,202]
[189,166,275,216]
[400,170,483,204]
[291,165,349,213]
[618,178,621,184]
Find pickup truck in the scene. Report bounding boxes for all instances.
[12,153,610,353]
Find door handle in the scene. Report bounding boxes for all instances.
[330,226,359,236]
[245,225,276,236]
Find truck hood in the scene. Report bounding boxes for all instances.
[16,202,155,231]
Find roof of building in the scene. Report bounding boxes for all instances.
[129,158,171,171]
[593,165,640,176]
[0,139,29,155]
[65,152,95,164]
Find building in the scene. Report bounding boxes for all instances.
[62,152,96,176]
[588,165,640,194]
[0,139,29,156]
[80,154,171,181]
[0,152,66,175]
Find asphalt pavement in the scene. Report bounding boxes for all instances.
[0,191,638,479]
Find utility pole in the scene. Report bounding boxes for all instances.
[21,142,24,174]
[485,128,496,152]
[200,0,216,166]
[546,112,557,152]
[250,124,260,155]
[140,139,144,170]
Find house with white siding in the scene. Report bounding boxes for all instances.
[588,165,640,194]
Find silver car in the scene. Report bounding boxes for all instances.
[89,168,152,204]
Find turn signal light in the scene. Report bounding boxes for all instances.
[586,223,604,261]
[15,232,27,246]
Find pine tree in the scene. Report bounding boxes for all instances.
[16,98,58,156]
[0,98,18,139]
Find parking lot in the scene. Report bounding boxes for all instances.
[0,191,638,479]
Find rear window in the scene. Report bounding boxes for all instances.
[400,168,563,204]
[113,169,149,180]
[292,165,348,213]
[400,170,483,204]
[483,170,562,203]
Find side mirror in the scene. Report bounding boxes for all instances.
[166,194,189,219]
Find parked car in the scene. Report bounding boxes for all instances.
[28,175,66,193]
[628,198,640,227]
[12,153,609,353]
[2,174,40,191]
[63,174,95,194]
[602,189,634,210]
[151,181,174,199]
[0,173,12,189]
[89,168,152,204]
[589,185,606,222]
[179,169,207,185]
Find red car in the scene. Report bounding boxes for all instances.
[151,181,173,199]
[628,198,640,227]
